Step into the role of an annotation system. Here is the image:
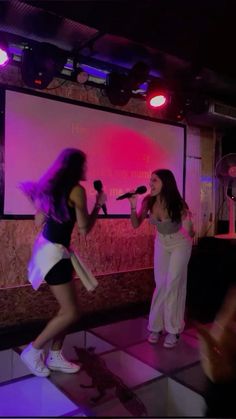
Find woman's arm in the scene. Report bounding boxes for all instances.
[70,184,106,235]
[129,195,149,229]
[34,211,46,227]
[181,209,195,238]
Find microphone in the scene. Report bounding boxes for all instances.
[116,185,147,200]
[93,180,108,215]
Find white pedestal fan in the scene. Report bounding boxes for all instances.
[215,153,236,239]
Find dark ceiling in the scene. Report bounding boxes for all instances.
[22,0,236,79]
[2,0,236,113]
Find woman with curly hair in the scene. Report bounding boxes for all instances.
[129,169,194,348]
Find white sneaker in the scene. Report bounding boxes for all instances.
[20,343,50,377]
[163,333,179,348]
[148,332,161,344]
[46,350,80,373]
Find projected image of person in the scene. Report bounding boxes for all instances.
[20,148,107,377]
[129,169,194,348]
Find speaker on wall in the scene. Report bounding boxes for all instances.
[221,128,236,156]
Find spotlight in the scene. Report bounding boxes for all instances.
[21,42,67,89]
[76,69,89,84]
[0,46,9,67]
[106,61,150,106]
[72,63,89,84]
[146,79,169,109]
[106,72,131,106]
[0,37,10,67]
[149,95,166,108]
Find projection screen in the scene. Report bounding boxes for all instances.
[3,89,186,217]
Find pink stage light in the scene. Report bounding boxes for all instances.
[0,47,9,66]
[146,78,169,109]
[149,94,167,108]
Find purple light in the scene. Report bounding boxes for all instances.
[0,47,9,66]
[80,64,108,79]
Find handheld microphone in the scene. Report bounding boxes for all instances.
[116,185,147,200]
[93,180,108,215]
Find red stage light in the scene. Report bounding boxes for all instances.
[146,78,169,109]
[149,94,167,108]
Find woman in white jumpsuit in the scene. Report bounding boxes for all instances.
[129,169,194,348]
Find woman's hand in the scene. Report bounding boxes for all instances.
[182,210,195,238]
[128,191,138,210]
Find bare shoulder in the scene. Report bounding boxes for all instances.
[69,184,87,207]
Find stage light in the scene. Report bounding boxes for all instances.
[21,42,67,89]
[146,79,169,109]
[76,69,89,84]
[0,36,10,67]
[0,47,9,67]
[106,61,150,106]
[149,94,167,108]
[72,62,89,84]
[106,71,131,106]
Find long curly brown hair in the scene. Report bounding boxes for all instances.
[148,169,187,223]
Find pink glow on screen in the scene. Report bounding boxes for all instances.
[4,90,184,215]
[84,124,168,212]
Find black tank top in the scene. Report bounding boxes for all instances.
[42,206,76,248]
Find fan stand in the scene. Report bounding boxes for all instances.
[215,196,236,239]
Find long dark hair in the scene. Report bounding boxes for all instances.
[20,148,86,222]
[148,169,187,223]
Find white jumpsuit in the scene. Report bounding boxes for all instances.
[148,217,193,334]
